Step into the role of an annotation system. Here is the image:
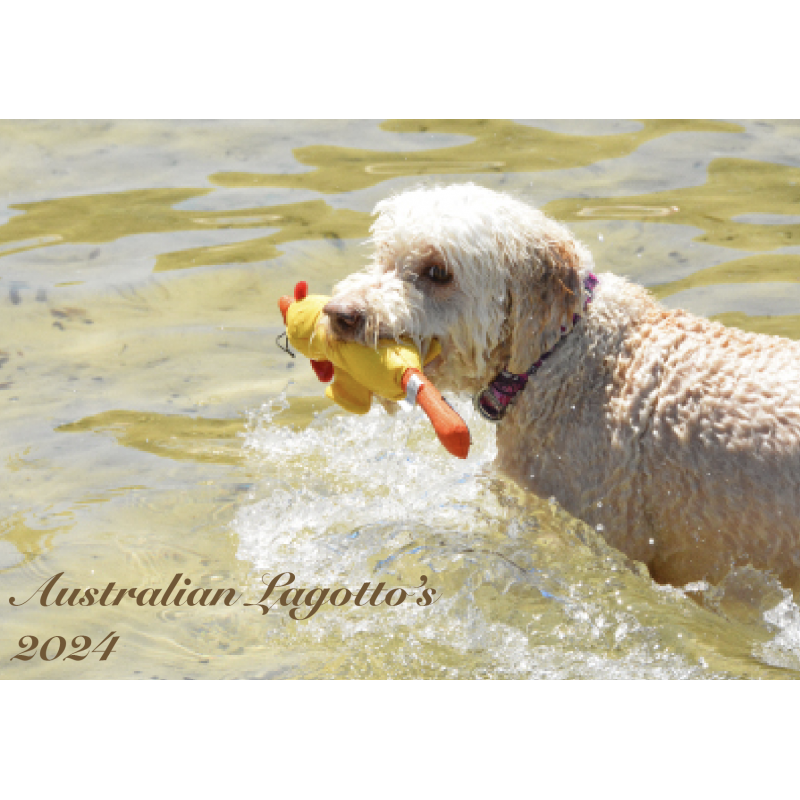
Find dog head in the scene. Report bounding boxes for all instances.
[323,184,593,393]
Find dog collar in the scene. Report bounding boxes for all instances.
[474,273,599,422]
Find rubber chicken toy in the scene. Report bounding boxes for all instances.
[278,281,470,458]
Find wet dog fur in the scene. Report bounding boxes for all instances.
[322,184,800,588]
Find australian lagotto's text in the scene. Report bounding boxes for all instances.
[8,572,439,620]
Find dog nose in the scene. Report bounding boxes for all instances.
[323,300,364,335]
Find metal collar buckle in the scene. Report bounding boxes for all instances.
[473,369,529,423]
[474,386,508,422]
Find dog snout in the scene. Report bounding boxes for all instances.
[323,299,365,339]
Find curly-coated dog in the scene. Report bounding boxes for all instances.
[322,183,800,589]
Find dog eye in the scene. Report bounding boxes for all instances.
[425,263,452,284]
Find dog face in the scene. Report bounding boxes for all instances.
[323,184,591,393]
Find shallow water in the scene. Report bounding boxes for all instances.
[2,119,800,679]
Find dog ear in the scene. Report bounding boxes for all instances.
[506,238,583,374]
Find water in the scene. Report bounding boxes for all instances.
[2,119,800,679]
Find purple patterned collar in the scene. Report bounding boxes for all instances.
[474,273,599,423]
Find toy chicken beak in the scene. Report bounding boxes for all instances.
[278,295,292,323]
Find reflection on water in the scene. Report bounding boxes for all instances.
[711,311,800,340]
[578,205,680,218]
[0,513,63,572]
[210,119,743,194]
[545,157,800,252]
[154,200,370,272]
[3,119,800,679]
[0,189,372,273]
[650,253,800,299]
[57,411,247,466]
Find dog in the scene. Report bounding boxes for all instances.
[321,183,800,589]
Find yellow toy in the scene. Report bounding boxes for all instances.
[278,281,470,458]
